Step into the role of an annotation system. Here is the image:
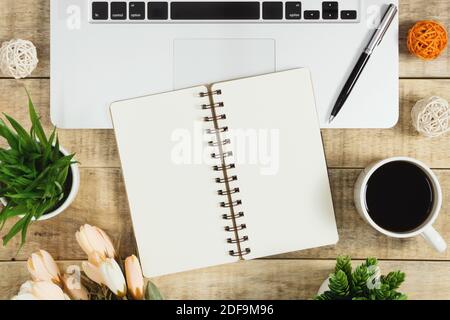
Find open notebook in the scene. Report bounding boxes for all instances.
[111,69,338,278]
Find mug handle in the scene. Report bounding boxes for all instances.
[421,226,447,253]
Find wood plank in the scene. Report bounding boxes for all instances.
[0,0,450,79]
[322,79,450,168]
[1,259,449,299]
[281,169,450,260]
[0,80,120,168]
[0,0,448,302]
[400,0,450,78]
[0,168,136,261]
[152,260,450,300]
[0,0,50,78]
[0,168,449,262]
[1,79,450,169]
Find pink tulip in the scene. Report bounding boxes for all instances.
[100,258,127,297]
[76,224,116,259]
[27,250,61,286]
[12,281,70,300]
[125,255,144,300]
[81,252,105,285]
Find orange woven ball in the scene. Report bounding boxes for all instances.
[407,20,448,60]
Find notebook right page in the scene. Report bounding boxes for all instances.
[213,69,338,259]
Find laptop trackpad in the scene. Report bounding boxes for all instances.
[173,39,276,89]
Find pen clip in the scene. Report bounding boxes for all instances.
[376,4,398,47]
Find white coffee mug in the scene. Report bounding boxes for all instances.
[354,156,447,252]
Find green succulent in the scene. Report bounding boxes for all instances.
[315,256,407,300]
[0,93,76,247]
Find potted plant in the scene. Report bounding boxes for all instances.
[315,256,407,300]
[0,93,79,246]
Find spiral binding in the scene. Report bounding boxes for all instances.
[209,139,231,147]
[206,127,228,134]
[221,200,242,208]
[199,89,222,97]
[212,151,233,159]
[222,211,244,219]
[200,88,251,260]
[227,236,249,244]
[202,102,224,110]
[204,114,226,122]
[213,164,235,171]
[225,224,247,232]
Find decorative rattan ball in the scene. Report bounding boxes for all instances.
[407,20,448,60]
[411,96,450,138]
[0,39,39,79]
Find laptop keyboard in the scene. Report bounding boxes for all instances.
[90,0,360,23]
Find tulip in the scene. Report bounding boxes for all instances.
[12,293,37,300]
[62,268,89,300]
[82,261,104,285]
[12,281,37,300]
[81,253,105,285]
[100,258,127,297]
[18,280,34,295]
[125,255,144,300]
[76,224,116,259]
[12,281,70,300]
[31,281,70,300]
[27,250,61,286]
[88,251,105,265]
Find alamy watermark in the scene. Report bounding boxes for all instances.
[366,265,382,290]
[171,121,280,175]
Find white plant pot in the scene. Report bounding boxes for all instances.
[317,278,330,295]
[0,146,80,221]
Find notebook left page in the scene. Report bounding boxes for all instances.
[110,86,236,278]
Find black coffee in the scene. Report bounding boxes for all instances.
[365,161,434,233]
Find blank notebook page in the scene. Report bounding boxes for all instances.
[213,69,338,259]
[111,86,236,278]
[111,69,338,278]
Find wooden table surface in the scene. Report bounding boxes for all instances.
[1,0,450,300]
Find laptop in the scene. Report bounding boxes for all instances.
[50,0,398,129]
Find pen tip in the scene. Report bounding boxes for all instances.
[328,115,335,123]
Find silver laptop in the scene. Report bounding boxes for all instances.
[50,0,398,129]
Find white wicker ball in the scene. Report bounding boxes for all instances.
[411,96,450,138]
[0,39,39,79]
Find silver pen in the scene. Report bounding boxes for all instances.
[329,3,398,123]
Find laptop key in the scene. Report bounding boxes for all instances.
[322,1,338,10]
[322,1,338,20]
[111,2,127,20]
[285,2,301,20]
[148,2,168,20]
[263,2,283,20]
[129,2,145,20]
[341,10,357,20]
[323,10,338,19]
[92,2,109,20]
[304,10,320,20]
